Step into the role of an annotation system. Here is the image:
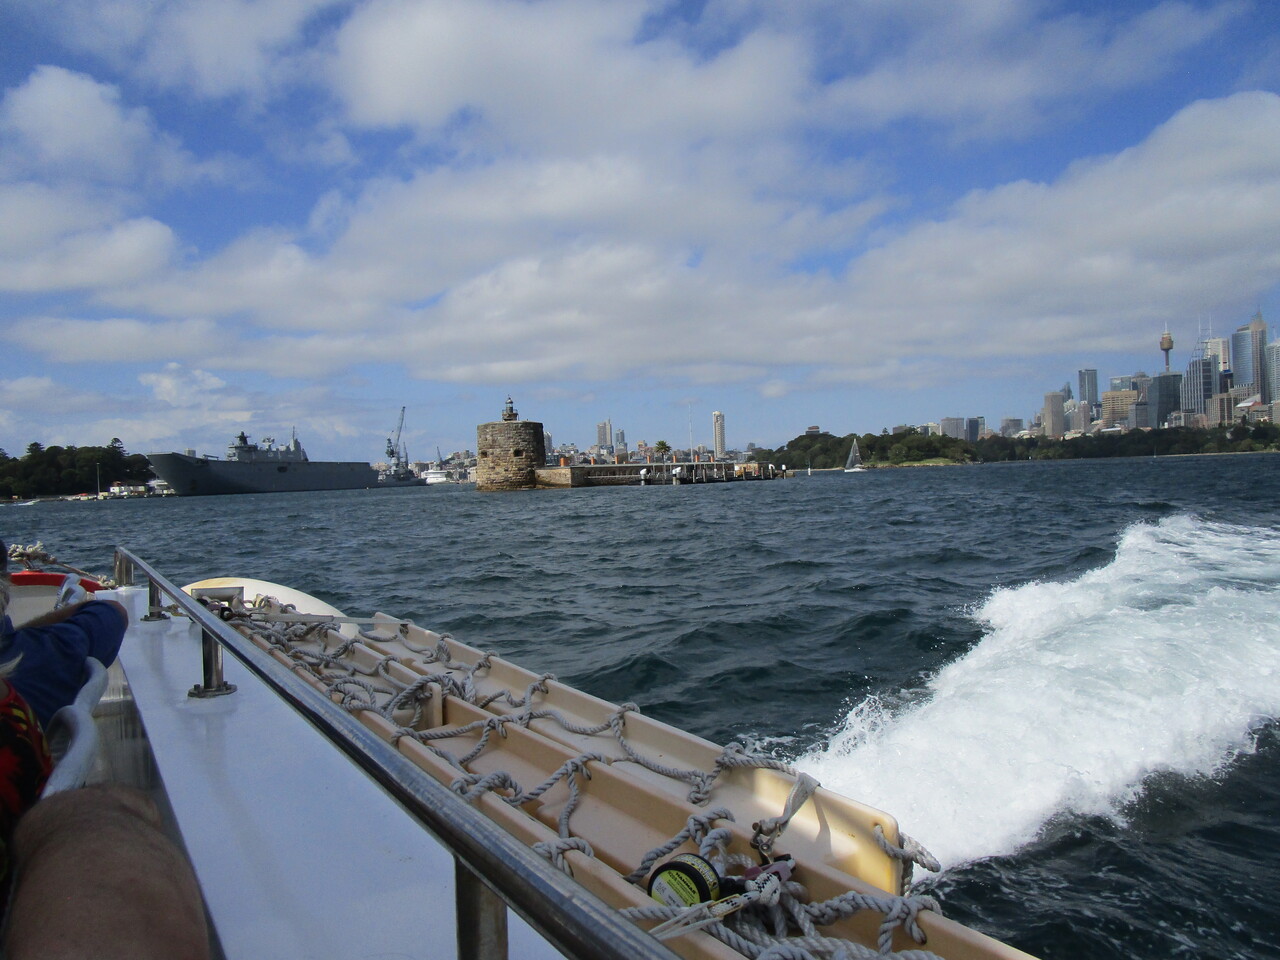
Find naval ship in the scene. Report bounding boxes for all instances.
[147,431,387,496]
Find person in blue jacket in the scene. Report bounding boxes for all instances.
[0,544,127,731]
[0,543,209,957]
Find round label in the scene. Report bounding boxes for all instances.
[647,853,720,908]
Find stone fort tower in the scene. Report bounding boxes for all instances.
[475,397,546,492]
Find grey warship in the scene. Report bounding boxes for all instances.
[147,432,381,496]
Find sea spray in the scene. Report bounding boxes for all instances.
[796,514,1280,871]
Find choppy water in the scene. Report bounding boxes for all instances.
[6,454,1280,959]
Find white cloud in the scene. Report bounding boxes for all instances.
[0,376,112,423]
[739,1,1243,136]
[90,90,1280,400]
[0,218,175,292]
[839,91,1280,361]
[329,0,809,150]
[0,183,120,256]
[138,362,225,402]
[7,317,224,363]
[11,0,341,103]
[0,65,211,187]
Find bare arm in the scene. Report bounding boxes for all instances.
[5,784,210,960]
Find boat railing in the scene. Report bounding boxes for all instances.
[111,547,681,960]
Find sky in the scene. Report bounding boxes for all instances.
[2,0,1279,463]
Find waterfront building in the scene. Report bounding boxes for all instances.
[712,412,725,459]
[1042,393,1066,439]
[939,417,965,440]
[1101,389,1139,427]
[1231,311,1268,402]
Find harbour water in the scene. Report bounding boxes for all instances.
[5,453,1280,959]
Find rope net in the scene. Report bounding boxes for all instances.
[200,592,949,960]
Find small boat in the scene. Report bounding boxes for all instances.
[7,548,1035,960]
[844,439,866,473]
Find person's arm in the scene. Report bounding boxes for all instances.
[4,784,210,960]
[14,599,128,632]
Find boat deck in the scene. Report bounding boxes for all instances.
[104,584,564,960]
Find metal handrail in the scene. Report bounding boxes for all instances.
[112,547,680,960]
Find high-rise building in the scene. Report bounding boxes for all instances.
[1101,389,1139,426]
[1182,338,1226,415]
[1267,343,1280,411]
[965,417,985,442]
[1127,401,1149,429]
[1205,338,1230,371]
[596,419,613,449]
[1230,311,1268,402]
[1042,393,1066,439]
[1147,372,1183,429]
[999,418,1024,437]
[1078,369,1099,407]
[939,417,965,440]
[711,411,725,459]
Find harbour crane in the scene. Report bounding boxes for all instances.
[386,407,409,473]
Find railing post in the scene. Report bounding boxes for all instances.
[112,549,136,587]
[141,578,170,621]
[189,626,237,699]
[456,860,508,960]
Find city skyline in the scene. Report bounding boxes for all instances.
[2,2,1279,461]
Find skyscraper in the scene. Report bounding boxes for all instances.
[596,419,613,449]
[1182,337,1225,416]
[1042,393,1066,438]
[1101,390,1139,426]
[1078,369,1099,407]
[1230,311,1268,402]
[712,411,725,459]
[1267,343,1280,412]
[1148,372,1183,428]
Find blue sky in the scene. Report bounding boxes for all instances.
[2,0,1279,463]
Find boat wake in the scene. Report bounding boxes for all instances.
[796,514,1280,871]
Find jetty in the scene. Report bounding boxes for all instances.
[534,460,781,488]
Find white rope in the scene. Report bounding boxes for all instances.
[213,596,946,960]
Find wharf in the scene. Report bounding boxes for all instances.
[534,461,782,488]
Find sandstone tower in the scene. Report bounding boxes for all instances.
[475,397,546,492]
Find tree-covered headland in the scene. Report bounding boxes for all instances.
[0,440,154,499]
[751,422,1280,470]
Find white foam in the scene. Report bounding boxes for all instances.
[796,515,1280,870]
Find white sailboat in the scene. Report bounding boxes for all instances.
[844,438,866,473]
